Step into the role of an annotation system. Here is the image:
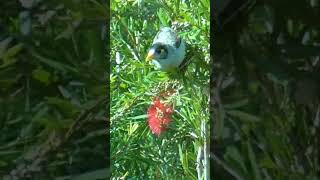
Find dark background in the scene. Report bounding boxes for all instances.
[212,0,320,179]
[0,0,108,179]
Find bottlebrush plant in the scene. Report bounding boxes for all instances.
[147,81,180,136]
[147,97,173,136]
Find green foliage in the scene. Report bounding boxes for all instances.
[110,0,210,178]
[0,0,108,179]
[213,1,320,179]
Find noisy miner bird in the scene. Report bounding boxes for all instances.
[145,27,187,72]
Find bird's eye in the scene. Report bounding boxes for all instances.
[156,48,165,54]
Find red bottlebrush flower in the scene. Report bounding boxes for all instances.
[147,97,173,136]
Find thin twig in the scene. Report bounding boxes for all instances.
[202,119,209,180]
[196,146,203,179]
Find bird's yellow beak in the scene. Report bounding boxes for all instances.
[145,49,155,62]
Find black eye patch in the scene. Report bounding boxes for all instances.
[156,45,167,54]
[150,43,168,59]
[151,43,167,52]
[156,48,165,54]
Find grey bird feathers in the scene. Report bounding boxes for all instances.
[146,27,186,72]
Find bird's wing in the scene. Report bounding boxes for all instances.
[178,56,191,71]
[175,37,182,48]
[178,43,197,71]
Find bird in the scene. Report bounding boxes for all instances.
[145,27,186,72]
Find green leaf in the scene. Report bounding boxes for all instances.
[0,37,13,57]
[86,29,104,66]
[30,50,77,73]
[224,146,248,175]
[157,9,169,27]
[224,99,249,109]
[129,114,147,120]
[89,85,106,96]
[46,97,78,117]
[0,79,16,90]
[0,43,23,68]
[227,110,261,122]
[55,24,74,40]
[178,144,184,168]
[260,156,277,169]
[1,43,23,61]
[247,142,262,180]
[88,0,108,16]
[32,68,51,84]
[32,117,62,131]
[58,85,71,99]
[74,129,105,144]
[0,160,8,167]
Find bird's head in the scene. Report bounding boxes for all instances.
[145,43,168,62]
[145,27,186,72]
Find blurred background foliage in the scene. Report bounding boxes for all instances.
[0,0,108,179]
[213,0,320,179]
[110,0,210,179]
